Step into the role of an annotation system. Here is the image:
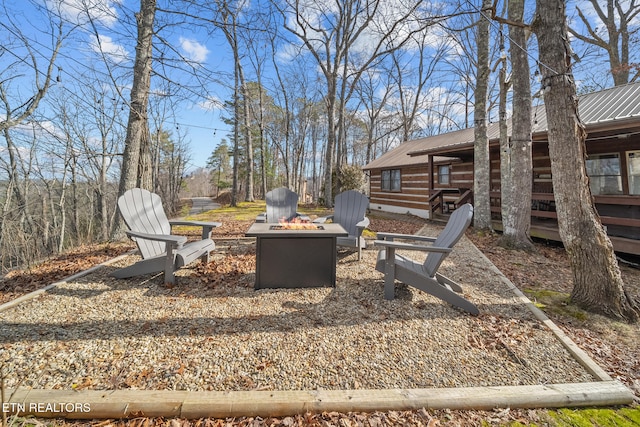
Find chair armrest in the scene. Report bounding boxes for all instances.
[313,215,333,224]
[170,220,221,239]
[374,239,452,253]
[356,217,370,229]
[255,213,267,223]
[376,232,436,243]
[125,230,187,246]
[169,220,222,228]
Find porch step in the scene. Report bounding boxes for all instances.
[430,212,451,224]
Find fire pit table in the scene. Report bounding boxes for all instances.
[245,222,348,289]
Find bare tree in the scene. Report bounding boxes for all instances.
[153,129,189,214]
[498,0,534,250]
[443,10,482,129]
[0,124,41,266]
[243,11,273,198]
[85,87,124,241]
[354,67,398,165]
[278,0,441,206]
[0,0,71,132]
[0,0,74,258]
[213,0,252,205]
[392,29,450,143]
[534,0,639,322]
[473,0,493,230]
[568,0,640,86]
[207,140,232,197]
[113,0,157,239]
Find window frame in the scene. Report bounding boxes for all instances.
[628,150,640,196]
[438,165,450,186]
[381,168,401,192]
[586,152,623,196]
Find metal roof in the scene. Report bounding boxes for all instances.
[362,130,469,170]
[364,81,640,170]
[533,81,640,131]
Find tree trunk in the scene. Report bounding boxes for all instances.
[499,0,533,250]
[473,0,493,230]
[3,129,37,236]
[239,71,254,202]
[498,56,510,227]
[258,82,268,199]
[323,85,337,207]
[113,0,156,238]
[231,73,240,207]
[534,0,639,322]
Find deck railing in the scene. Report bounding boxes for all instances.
[429,188,473,214]
[488,191,640,228]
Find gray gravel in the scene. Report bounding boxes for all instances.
[0,223,595,392]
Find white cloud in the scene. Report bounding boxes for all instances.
[197,96,222,112]
[180,37,210,64]
[50,0,120,28]
[90,34,128,63]
[276,42,304,63]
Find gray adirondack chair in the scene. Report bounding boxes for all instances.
[112,188,221,285]
[256,187,308,223]
[314,190,370,260]
[374,203,478,315]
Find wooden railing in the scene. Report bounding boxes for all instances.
[429,188,473,214]
[488,191,640,228]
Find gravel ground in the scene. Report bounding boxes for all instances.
[0,222,595,392]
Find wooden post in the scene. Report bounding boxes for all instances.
[428,155,435,215]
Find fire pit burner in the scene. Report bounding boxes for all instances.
[269,224,324,231]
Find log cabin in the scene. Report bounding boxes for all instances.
[363,82,640,255]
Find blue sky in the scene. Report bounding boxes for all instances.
[1,0,235,172]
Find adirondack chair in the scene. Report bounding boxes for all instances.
[255,187,308,223]
[374,203,479,315]
[314,190,370,260]
[112,188,221,285]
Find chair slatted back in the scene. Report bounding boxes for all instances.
[118,188,171,259]
[266,187,299,223]
[333,190,368,236]
[423,203,473,276]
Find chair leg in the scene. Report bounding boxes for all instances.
[111,256,165,278]
[415,276,479,315]
[164,249,176,285]
[383,248,396,300]
[436,272,463,293]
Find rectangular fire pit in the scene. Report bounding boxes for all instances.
[245,222,348,289]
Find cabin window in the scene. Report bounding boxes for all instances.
[438,165,450,185]
[629,151,640,195]
[586,153,622,195]
[381,169,401,191]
